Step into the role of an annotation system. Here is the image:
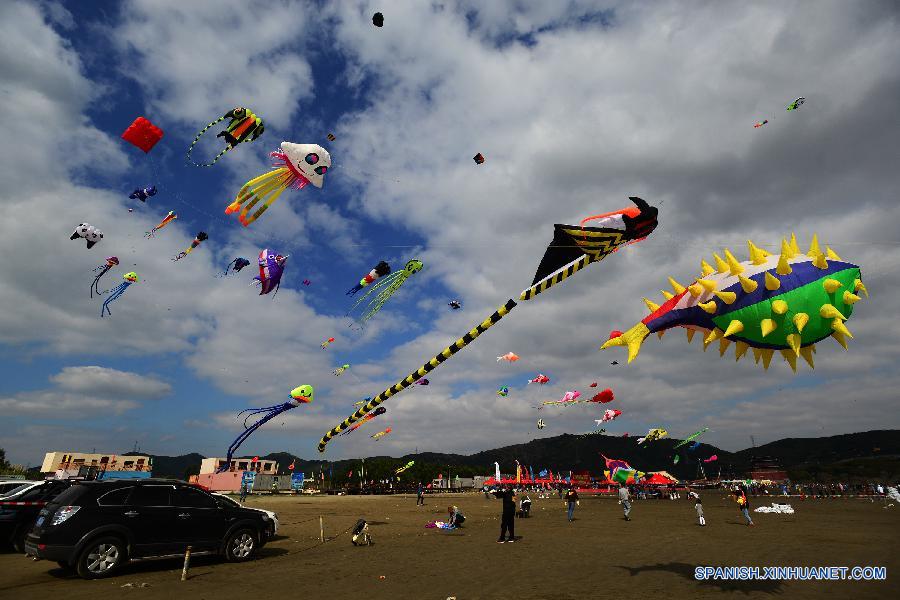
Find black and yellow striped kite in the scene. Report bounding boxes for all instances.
[317,197,658,452]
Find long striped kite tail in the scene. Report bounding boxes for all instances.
[317,299,517,452]
[186,115,227,166]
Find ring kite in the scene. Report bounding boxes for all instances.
[187,107,264,167]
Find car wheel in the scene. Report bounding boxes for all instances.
[224,528,256,562]
[76,536,126,579]
[11,527,27,554]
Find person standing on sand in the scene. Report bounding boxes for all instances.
[688,490,705,526]
[492,487,517,543]
[565,488,579,522]
[239,483,248,503]
[417,482,425,506]
[618,484,632,521]
[734,489,754,526]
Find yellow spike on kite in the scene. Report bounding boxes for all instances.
[812,252,829,270]
[789,233,802,255]
[781,349,798,372]
[842,291,860,305]
[854,279,868,298]
[751,347,762,364]
[807,233,821,258]
[738,274,758,293]
[700,260,715,277]
[831,318,853,339]
[747,241,767,265]
[832,330,849,350]
[704,328,723,345]
[735,340,749,361]
[779,238,797,260]
[718,337,732,356]
[793,312,809,333]
[697,279,717,293]
[686,328,696,344]
[820,304,846,320]
[823,278,843,294]
[712,253,729,274]
[723,248,744,275]
[668,277,686,295]
[786,333,802,356]
[765,271,781,291]
[771,299,788,315]
[698,301,717,314]
[799,346,815,369]
[661,289,674,300]
[825,246,842,261]
[776,252,793,275]
[643,297,660,312]
[761,349,774,370]
[713,290,737,305]
[687,283,704,297]
[723,319,744,337]
[760,318,777,337]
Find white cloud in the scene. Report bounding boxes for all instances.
[50,366,171,398]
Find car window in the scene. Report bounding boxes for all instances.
[173,487,218,509]
[129,485,173,507]
[97,487,133,506]
[0,483,28,496]
[17,482,70,502]
[49,484,89,505]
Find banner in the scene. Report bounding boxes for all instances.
[241,471,257,489]
[291,472,304,491]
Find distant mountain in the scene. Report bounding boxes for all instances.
[134,430,898,481]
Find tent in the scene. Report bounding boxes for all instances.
[644,472,678,485]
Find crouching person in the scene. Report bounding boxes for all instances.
[448,505,466,528]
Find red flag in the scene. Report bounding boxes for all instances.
[347,469,353,477]
[252,456,259,462]
[289,461,295,471]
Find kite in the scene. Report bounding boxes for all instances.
[129,186,157,202]
[637,428,668,445]
[497,352,519,363]
[703,455,718,463]
[448,300,462,310]
[538,419,545,429]
[372,12,384,27]
[90,256,119,298]
[497,386,509,397]
[603,455,645,484]
[395,461,414,474]
[473,153,485,164]
[414,378,430,386]
[353,397,372,406]
[597,409,621,423]
[589,382,598,387]
[121,117,163,153]
[754,120,769,129]
[253,249,287,296]
[100,272,138,317]
[223,257,251,276]
[187,107,265,167]
[145,211,177,238]
[347,261,391,295]
[217,385,313,472]
[610,361,619,365]
[787,97,805,111]
[341,406,387,435]
[326,133,336,142]
[317,196,659,452]
[622,433,629,438]
[321,337,335,350]
[528,374,550,385]
[601,234,867,371]
[225,142,330,227]
[540,390,581,407]
[673,427,709,449]
[673,455,680,464]
[172,231,208,261]
[70,223,103,249]
[687,441,701,452]
[590,389,615,404]
[348,259,423,325]
[371,427,392,440]
[333,364,351,376]
[302,279,311,286]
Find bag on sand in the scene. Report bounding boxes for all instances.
[351,519,372,546]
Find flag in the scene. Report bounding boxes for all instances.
[289,461,295,471]
[494,461,501,482]
[515,460,521,484]
[539,469,548,478]
[347,469,353,477]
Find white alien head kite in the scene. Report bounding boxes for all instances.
[226,142,331,227]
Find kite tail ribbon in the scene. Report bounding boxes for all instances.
[317,299,518,452]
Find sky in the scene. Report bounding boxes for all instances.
[1,0,898,468]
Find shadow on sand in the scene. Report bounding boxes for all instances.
[618,562,785,595]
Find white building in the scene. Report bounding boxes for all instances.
[199,457,278,475]
[41,452,151,474]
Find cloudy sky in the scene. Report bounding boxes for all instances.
[1,0,898,467]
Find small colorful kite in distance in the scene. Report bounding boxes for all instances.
[448,300,462,310]
[253,249,287,296]
[372,12,384,27]
[145,211,177,238]
[100,272,138,317]
[347,261,391,295]
[703,455,718,463]
[172,231,208,261]
[497,352,519,363]
[589,382,598,387]
[637,428,668,445]
[371,427,392,440]
[223,257,251,276]
[129,186,157,202]
[473,153,485,164]
[90,256,119,298]
[537,419,545,429]
[673,427,709,449]
[786,97,805,111]
[497,386,509,397]
[754,119,768,128]
[528,374,550,384]
[121,117,163,153]
[321,337,335,350]
[348,259,423,325]
[414,378,430,386]
[302,279,311,286]
[333,364,351,376]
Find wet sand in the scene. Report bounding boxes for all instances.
[1,491,897,599]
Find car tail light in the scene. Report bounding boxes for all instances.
[50,506,80,526]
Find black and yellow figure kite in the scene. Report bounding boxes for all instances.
[317,197,659,452]
[186,107,265,167]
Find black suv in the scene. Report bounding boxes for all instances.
[24,479,271,579]
[1,480,73,552]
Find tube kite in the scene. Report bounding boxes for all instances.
[601,234,866,371]
[321,337,335,349]
[371,427,392,440]
[341,406,387,435]
[187,107,264,167]
[225,142,329,226]
[395,461,414,474]
[317,196,659,452]
[333,364,350,376]
[100,272,138,317]
[754,120,769,128]
[787,97,805,111]
[172,231,208,261]
[347,261,391,295]
[90,257,119,298]
[145,211,177,238]
[71,223,103,249]
[673,427,709,449]
[348,259,423,325]
[217,385,313,472]
[253,249,287,296]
